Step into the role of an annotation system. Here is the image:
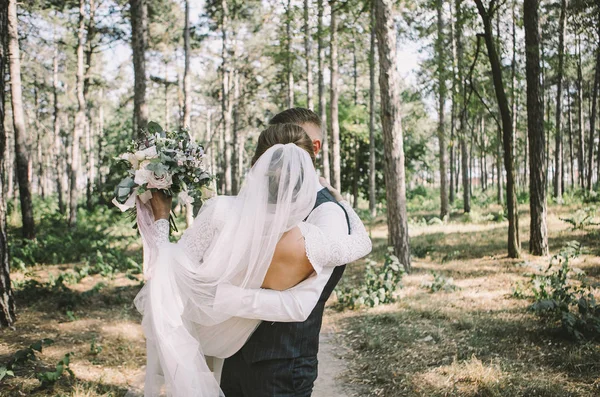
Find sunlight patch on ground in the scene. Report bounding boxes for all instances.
[100,322,144,342]
[413,356,504,395]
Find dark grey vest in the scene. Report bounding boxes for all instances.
[239,188,350,363]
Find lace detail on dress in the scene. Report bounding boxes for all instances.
[154,219,170,244]
[298,200,372,273]
[178,198,222,265]
[151,198,220,266]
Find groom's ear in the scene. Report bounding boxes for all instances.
[312,140,322,156]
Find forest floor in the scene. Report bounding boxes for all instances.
[1,202,599,396]
[332,202,600,397]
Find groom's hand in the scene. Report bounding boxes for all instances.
[319,177,344,202]
[150,190,173,220]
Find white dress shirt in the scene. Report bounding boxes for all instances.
[213,179,350,322]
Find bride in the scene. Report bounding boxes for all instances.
[134,123,371,396]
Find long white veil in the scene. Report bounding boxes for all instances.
[134,143,319,396]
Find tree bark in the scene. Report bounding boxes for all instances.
[552,0,567,199]
[375,0,411,270]
[304,0,313,110]
[567,82,575,188]
[587,22,600,191]
[449,0,458,205]
[183,0,191,128]
[130,0,148,137]
[221,0,232,194]
[576,36,585,188]
[437,0,448,219]
[455,0,470,213]
[286,0,294,108]
[69,0,86,227]
[317,0,330,181]
[329,0,341,190]
[53,44,65,214]
[0,0,16,328]
[369,0,377,217]
[183,0,193,226]
[84,0,96,211]
[231,71,241,195]
[497,124,504,204]
[7,0,35,239]
[475,0,521,258]
[524,0,548,255]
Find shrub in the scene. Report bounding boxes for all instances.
[526,241,600,341]
[9,201,141,274]
[336,247,405,310]
[560,207,599,230]
[37,353,75,387]
[0,339,54,381]
[421,271,459,292]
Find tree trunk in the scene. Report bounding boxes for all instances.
[352,36,360,208]
[375,0,411,271]
[317,0,331,181]
[455,0,470,213]
[304,0,313,110]
[480,117,485,190]
[183,0,193,226]
[567,82,575,188]
[130,0,148,137]
[69,0,86,228]
[576,36,585,188]
[329,1,341,190]
[97,88,105,196]
[497,124,504,204]
[317,0,330,181]
[475,0,521,258]
[461,137,470,211]
[369,0,377,217]
[286,0,294,108]
[587,22,600,191]
[0,0,16,328]
[221,0,232,194]
[449,0,458,205]
[84,0,96,210]
[231,71,241,195]
[437,0,448,219]
[7,0,34,239]
[183,0,191,128]
[53,44,65,214]
[524,0,548,255]
[553,0,567,199]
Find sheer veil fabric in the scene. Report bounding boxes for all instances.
[134,144,319,396]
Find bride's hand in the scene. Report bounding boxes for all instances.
[149,190,173,220]
[319,177,344,202]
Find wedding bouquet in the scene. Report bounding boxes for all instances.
[112,121,213,229]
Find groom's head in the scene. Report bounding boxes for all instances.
[269,108,322,156]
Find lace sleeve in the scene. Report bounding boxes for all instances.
[297,200,372,272]
[151,199,218,265]
[154,219,170,244]
[177,199,219,265]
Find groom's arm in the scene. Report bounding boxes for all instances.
[214,267,335,322]
[213,202,348,322]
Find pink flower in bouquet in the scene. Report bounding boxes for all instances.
[147,172,173,190]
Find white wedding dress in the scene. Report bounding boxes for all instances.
[134,144,371,396]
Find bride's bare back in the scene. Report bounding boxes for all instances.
[262,226,314,291]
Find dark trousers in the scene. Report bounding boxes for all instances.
[220,350,318,397]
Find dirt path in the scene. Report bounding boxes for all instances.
[313,330,351,397]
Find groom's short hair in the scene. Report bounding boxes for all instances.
[269,108,321,129]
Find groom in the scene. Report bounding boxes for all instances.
[218,108,351,397]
